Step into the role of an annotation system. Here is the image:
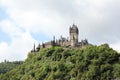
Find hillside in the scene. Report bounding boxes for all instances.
[0,61,23,74]
[0,44,120,80]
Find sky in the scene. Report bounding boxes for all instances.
[0,0,120,62]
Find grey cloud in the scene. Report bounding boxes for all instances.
[1,0,120,44]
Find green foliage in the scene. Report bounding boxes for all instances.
[0,61,23,74]
[0,45,120,80]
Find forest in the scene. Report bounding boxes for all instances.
[0,61,23,74]
[0,44,120,80]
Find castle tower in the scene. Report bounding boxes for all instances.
[69,24,79,47]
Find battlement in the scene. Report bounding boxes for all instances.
[31,24,88,53]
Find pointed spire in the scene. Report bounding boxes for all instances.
[69,26,71,29]
[33,43,35,52]
[72,24,77,28]
[61,35,62,40]
[36,44,40,52]
[38,43,40,47]
[53,36,55,42]
[73,23,75,26]
[42,42,45,48]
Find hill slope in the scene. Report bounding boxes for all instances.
[0,44,120,80]
[0,61,23,74]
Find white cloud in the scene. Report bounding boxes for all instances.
[0,19,22,37]
[0,33,37,62]
[0,19,37,62]
[0,0,77,38]
[110,42,120,52]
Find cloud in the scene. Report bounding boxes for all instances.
[0,0,70,37]
[0,0,120,62]
[0,19,37,62]
[0,19,23,37]
[1,0,120,40]
[0,38,35,62]
[110,42,120,52]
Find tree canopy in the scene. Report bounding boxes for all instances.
[0,44,120,80]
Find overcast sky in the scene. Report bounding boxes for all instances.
[0,0,120,62]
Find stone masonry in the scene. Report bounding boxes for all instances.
[31,24,88,52]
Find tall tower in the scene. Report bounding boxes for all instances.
[69,24,79,47]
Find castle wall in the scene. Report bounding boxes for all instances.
[44,42,52,48]
[31,24,89,53]
[59,41,70,47]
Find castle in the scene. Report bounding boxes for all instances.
[31,24,88,52]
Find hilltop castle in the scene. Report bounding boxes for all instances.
[31,24,88,52]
